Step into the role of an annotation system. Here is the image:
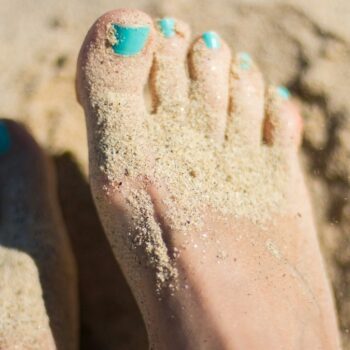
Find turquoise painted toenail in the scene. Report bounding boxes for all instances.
[112,23,150,56]
[277,86,291,100]
[202,31,221,49]
[0,122,11,156]
[158,18,175,38]
[238,52,252,70]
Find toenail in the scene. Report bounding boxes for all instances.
[202,31,221,49]
[158,18,175,38]
[0,121,11,156]
[111,23,150,56]
[277,86,291,100]
[238,52,252,70]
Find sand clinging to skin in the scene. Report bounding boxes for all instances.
[90,74,291,291]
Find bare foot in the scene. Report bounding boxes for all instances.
[77,9,341,349]
[0,120,78,349]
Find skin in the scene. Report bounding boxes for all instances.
[0,7,341,350]
[0,121,78,349]
[76,8,342,350]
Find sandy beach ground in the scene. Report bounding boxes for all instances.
[1,0,350,348]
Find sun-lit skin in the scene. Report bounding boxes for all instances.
[76,8,341,350]
[0,7,341,350]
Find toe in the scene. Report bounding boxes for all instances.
[76,8,155,108]
[226,53,265,147]
[0,120,51,220]
[76,9,156,187]
[188,31,231,141]
[150,17,191,114]
[264,86,303,149]
[0,120,78,349]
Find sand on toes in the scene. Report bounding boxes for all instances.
[0,120,78,349]
[77,7,299,293]
[77,8,341,349]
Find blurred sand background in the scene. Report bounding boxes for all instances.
[1,0,350,348]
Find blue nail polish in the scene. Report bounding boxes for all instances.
[238,52,252,70]
[202,31,221,49]
[158,18,175,38]
[112,23,150,56]
[0,122,11,156]
[277,86,291,100]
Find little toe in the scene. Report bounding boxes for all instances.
[264,86,303,150]
[226,53,265,147]
[150,17,191,114]
[188,31,231,141]
[0,120,78,349]
[76,9,156,187]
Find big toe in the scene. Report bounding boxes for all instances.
[0,120,78,349]
[76,8,155,105]
[76,9,156,189]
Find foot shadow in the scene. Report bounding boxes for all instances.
[54,153,148,350]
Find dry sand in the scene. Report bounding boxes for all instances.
[1,0,350,348]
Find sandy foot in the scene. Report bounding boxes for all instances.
[75,8,341,349]
[0,120,78,349]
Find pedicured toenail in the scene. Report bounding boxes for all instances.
[158,18,175,38]
[202,31,221,49]
[111,23,150,56]
[238,52,252,70]
[0,121,11,156]
[277,86,291,100]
